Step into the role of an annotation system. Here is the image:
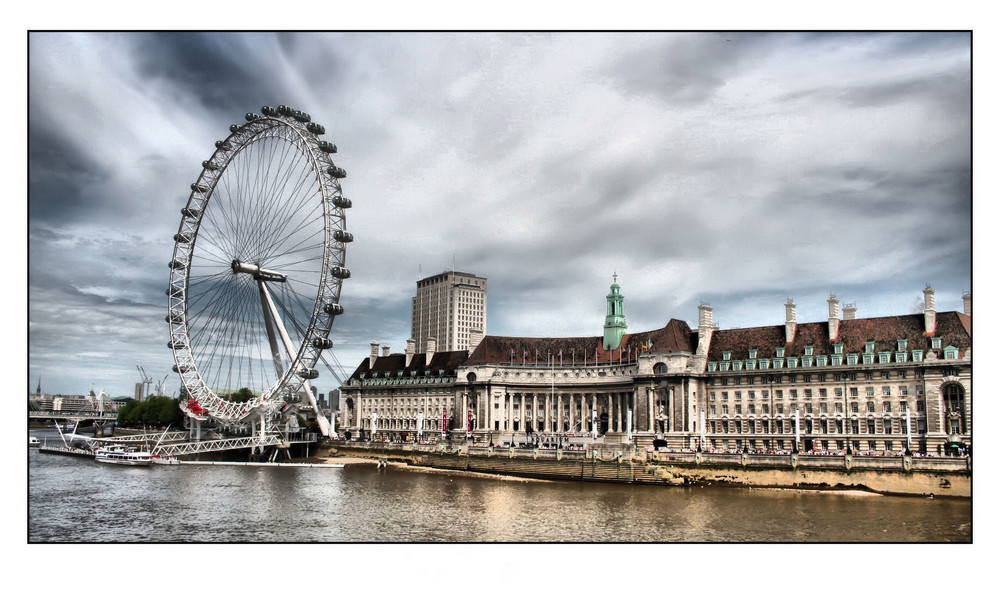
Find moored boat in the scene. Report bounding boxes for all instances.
[29,436,40,448]
[94,444,154,466]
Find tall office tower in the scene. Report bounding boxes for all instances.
[412,271,487,353]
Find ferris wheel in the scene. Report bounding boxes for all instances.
[166,105,352,437]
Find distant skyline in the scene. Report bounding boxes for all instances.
[28,32,971,398]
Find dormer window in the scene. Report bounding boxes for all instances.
[865,342,875,354]
[708,362,717,372]
[776,348,785,358]
[931,337,942,349]
[943,346,959,360]
[847,354,859,366]
[804,346,814,356]
[912,350,924,362]
[749,349,758,359]
[816,355,828,367]
[897,339,908,352]
[878,352,891,364]
[834,343,844,355]
[722,351,732,361]
[787,357,799,368]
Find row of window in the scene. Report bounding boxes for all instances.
[711,370,914,385]
[708,417,925,435]
[711,387,921,401]
[708,400,925,415]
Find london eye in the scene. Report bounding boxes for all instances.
[166,105,352,437]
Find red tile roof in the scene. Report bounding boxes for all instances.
[465,319,696,365]
[707,311,970,361]
[347,350,469,380]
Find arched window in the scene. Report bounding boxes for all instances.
[942,383,966,434]
[653,362,668,375]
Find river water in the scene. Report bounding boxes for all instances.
[27,445,971,543]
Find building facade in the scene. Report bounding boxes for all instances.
[411,271,487,353]
[341,280,971,455]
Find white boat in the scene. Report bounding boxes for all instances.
[29,436,40,448]
[94,444,154,466]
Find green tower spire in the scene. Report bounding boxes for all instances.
[603,273,627,350]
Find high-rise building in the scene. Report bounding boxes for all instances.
[411,271,487,353]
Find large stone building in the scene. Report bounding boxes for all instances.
[411,271,487,353]
[340,279,971,456]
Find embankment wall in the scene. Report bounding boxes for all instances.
[327,443,971,497]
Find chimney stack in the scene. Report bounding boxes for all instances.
[828,295,840,341]
[963,292,971,317]
[369,342,380,368]
[381,345,390,357]
[843,303,857,321]
[923,286,936,335]
[425,337,436,367]
[696,303,714,355]
[784,299,797,344]
[405,339,416,368]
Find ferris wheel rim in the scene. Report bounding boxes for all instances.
[166,107,350,423]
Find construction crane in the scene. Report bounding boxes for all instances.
[155,374,169,397]
[137,366,153,400]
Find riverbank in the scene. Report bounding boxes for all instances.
[323,442,971,497]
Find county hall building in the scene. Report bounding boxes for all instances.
[338,274,971,456]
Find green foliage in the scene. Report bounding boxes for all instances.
[116,396,185,428]
[227,387,255,403]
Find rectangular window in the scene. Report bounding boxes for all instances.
[884,418,893,433]
[879,353,890,364]
[885,440,893,451]
[899,401,908,412]
[820,402,828,413]
[817,356,828,367]
[866,401,875,412]
[849,388,859,398]
[722,405,729,415]
[749,391,756,399]
[896,352,907,363]
[721,392,728,400]
[835,402,843,413]
[931,337,942,349]
[850,402,859,413]
[804,389,813,399]
[866,387,875,397]
[749,404,756,414]
[916,401,925,412]
[735,405,742,414]
[775,390,783,399]
[749,349,757,359]
[735,391,742,400]
[805,403,813,414]
[790,389,798,399]
[820,388,828,398]
[777,404,784,414]
[804,346,814,356]
[835,388,843,398]
[851,421,859,435]
[898,386,908,396]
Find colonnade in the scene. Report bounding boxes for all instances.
[463,389,638,435]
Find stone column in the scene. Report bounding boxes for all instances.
[506,392,512,433]
[647,387,654,433]
[556,393,562,433]
[569,393,576,432]
[617,393,624,433]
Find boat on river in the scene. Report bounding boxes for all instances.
[29,436,40,448]
[94,444,155,466]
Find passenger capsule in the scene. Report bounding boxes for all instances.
[245,112,261,121]
[174,233,192,244]
[330,266,351,279]
[166,287,183,298]
[172,364,191,373]
[166,313,183,324]
[293,110,311,122]
[333,230,354,243]
[332,196,352,209]
[191,183,209,193]
[323,303,344,315]
[215,141,231,150]
[229,124,239,133]
[278,105,293,116]
[202,160,218,170]
[298,368,319,380]
[307,122,325,135]
[182,207,201,218]
[261,105,277,116]
[167,340,186,349]
[312,338,334,349]
[169,259,187,270]
[318,141,338,154]
[327,165,347,178]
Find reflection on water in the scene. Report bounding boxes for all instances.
[28,450,970,542]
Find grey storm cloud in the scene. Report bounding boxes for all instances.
[27,31,971,397]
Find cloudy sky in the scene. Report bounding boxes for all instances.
[27,32,971,398]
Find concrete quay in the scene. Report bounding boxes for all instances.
[324,441,971,498]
